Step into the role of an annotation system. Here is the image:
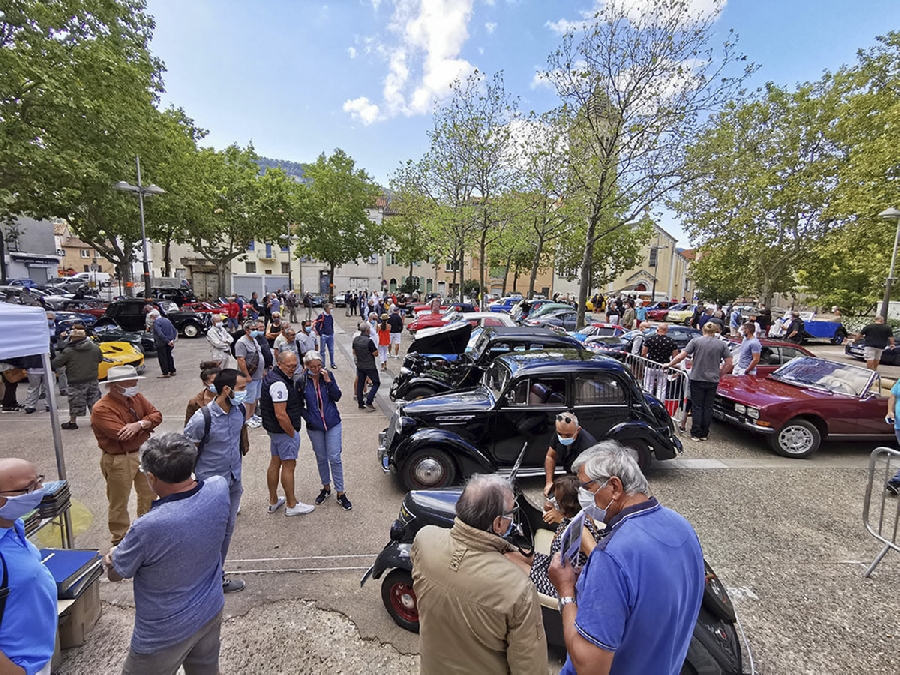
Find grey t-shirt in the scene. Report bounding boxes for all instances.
[234,336,263,381]
[112,476,230,654]
[352,335,378,370]
[684,336,732,383]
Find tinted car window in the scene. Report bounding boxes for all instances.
[575,374,626,405]
[512,378,567,406]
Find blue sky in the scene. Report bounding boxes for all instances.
[145,0,900,244]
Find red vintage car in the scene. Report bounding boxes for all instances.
[645,302,675,321]
[407,304,477,335]
[725,338,815,377]
[713,357,895,458]
[183,301,226,315]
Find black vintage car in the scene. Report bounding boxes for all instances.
[91,322,156,353]
[95,299,210,338]
[389,324,584,401]
[379,350,683,490]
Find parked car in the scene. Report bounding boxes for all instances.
[442,311,516,329]
[7,278,38,288]
[98,341,145,379]
[390,324,584,401]
[91,322,155,353]
[713,357,895,458]
[591,326,702,358]
[379,349,683,489]
[845,328,900,365]
[645,302,676,321]
[52,299,108,318]
[333,292,348,308]
[509,298,567,323]
[53,311,98,338]
[524,307,580,331]
[406,304,478,335]
[487,295,523,313]
[151,287,197,306]
[95,298,209,338]
[571,323,626,342]
[182,301,226,315]
[666,304,698,325]
[725,338,814,377]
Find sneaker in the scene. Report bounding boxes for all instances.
[222,577,245,593]
[315,488,331,505]
[886,482,900,496]
[366,403,376,411]
[61,421,78,430]
[24,407,35,414]
[337,494,352,511]
[1,404,22,413]
[331,364,338,369]
[285,502,315,516]
[690,436,700,441]
[59,390,68,397]
[267,497,286,513]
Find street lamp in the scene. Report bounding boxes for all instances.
[879,207,900,321]
[112,156,165,300]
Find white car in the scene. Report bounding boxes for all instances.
[443,311,516,329]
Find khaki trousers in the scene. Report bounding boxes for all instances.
[100,452,155,545]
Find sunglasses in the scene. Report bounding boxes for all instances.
[556,414,574,424]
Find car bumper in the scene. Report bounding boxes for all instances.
[378,431,392,473]
[712,407,775,434]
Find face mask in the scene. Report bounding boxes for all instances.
[0,488,46,521]
[230,390,248,405]
[213,321,223,327]
[208,383,218,394]
[557,434,575,446]
[578,481,613,523]
[119,386,139,397]
[251,330,263,338]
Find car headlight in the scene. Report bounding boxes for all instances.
[734,403,746,414]
[400,366,412,376]
[746,407,760,419]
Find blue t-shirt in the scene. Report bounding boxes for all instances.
[183,400,245,483]
[112,477,230,654]
[737,337,761,372]
[0,521,58,674]
[892,381,900,429]
[561,498,704,675]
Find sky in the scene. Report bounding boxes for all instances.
[144,0,900,245]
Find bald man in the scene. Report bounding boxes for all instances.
[543,412,598,497]
[0,458,57,675]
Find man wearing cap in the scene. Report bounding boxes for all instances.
[52,327,102,430]
[388,305,404,359]
[0,458,58,675]
[90,365,162,545]
[148,310,178,378]
[543,412,598,498]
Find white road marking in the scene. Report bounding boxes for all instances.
[655,457,869,470]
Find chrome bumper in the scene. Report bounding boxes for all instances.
[713,409,775,435]
[378,431,391,473]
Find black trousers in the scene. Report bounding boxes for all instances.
[356,367,380,406]
[156,343,176,375]
[1,372,19,407]
[689,380,718,439]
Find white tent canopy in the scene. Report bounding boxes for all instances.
[0,302,51,360]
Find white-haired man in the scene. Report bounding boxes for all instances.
[549,441,704,675]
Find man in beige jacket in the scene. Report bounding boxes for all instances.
[411,474,548,674]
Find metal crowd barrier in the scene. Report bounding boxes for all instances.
[862,446,900,577]
[622,352,689,427]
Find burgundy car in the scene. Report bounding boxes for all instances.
[645,302,675,321]
[725,338,815,377]
[714,357,895,458]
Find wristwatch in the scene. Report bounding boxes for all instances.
[558,596,577,613]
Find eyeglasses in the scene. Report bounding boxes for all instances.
[0,475,44,496]
[556,414,574,424]
[502,505,519,520]
[579,475,610,490]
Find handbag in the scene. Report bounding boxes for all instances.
[3,369,27,384]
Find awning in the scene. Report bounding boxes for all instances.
[10,252,61,267]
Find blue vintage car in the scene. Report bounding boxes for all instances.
[487,295,523,313]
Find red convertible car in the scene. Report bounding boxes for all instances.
[713,357,895,458]
[183,301,226,315]
[408,304,476,334]
[645,302,675,321]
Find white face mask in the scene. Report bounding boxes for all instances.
[119,385,139,397]
[578,480,613,524]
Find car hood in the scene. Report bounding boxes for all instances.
[409,322,473,355]
[717,374,847,406]
[405,488,463,525]
[401,386,493,414]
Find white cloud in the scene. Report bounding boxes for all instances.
[485,22,497,34]
[547,0,725,35]
[343,96,381,125]
[348,46,357,58]
[344,0,477,122]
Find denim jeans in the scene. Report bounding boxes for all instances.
[320,334,335,365]
[307,423,344,492]
[222,478,243,563]
[689,380,718,439]
[356,367,380,406]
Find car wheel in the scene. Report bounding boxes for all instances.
[768,418,821,458]
[402,447,457,490]
[404,387,436,401]
[624,440,652,472]
[182,322,200,338]
[831,329,846,345]
[683,317,692,326]
[381,569,419,632]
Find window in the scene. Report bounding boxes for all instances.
[245,262,257,273]
[367,254,378,264]
[83,264,90,272]
[265,270,272,275]
[265,242,273,258]
[574,374,626,405]
[779,347,804,365]
[280,243,289,252]
[387,253,397,265]
[247,240,255,251]
[648,247,658,267]
[512,378,567,406]
[483,317,504,327]
[80,249,91,258]
[445,261,460,272]
[281,262,290,274]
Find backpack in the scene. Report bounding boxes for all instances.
[196,402,248,461]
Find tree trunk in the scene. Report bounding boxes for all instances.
[478,225,488,309]
[576,215,598,328]
[216,262,226,299]
[329,262,336,301]
[162,236,172,277]
[528,233,545,299]
[501,250,513,297]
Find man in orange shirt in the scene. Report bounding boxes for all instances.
[90,365,162,545]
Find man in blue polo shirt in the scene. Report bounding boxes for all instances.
[314,302,337,369]
[0,458,57,675]
[106,433,231,675]
[183,368,248,593]
[549,441,704,675]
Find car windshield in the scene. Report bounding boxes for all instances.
[471,328,495,358]
[465,327,484,353]
[160,301,179,313]
[771,358,872,397]
[484,361,510,399]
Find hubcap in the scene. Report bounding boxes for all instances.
[413,457,444,486]
[779,425,813,454]
[391,583,418,622]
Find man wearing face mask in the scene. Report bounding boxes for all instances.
[183,369,249,593]
[543,412,598,498]
[296,320,318,358]
[548,442,704,675]
[0,458,57,675]
[410,474,548,675]
[91,365,162,546]
[235,320,264,428]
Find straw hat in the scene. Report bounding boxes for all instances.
[102,365,145,386]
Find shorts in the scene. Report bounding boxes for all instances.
[245,378,262,403]
[269,432,300,460]
[863,347,884,362]
[68,381,101,417]
[390,333,402,345]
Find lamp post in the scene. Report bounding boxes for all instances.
[112,156,165,300]
[879,207,900,321]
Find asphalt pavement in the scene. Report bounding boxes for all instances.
[5,315,900,674]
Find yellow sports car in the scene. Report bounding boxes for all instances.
[665,304,698,325]
[99,341,145,380]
